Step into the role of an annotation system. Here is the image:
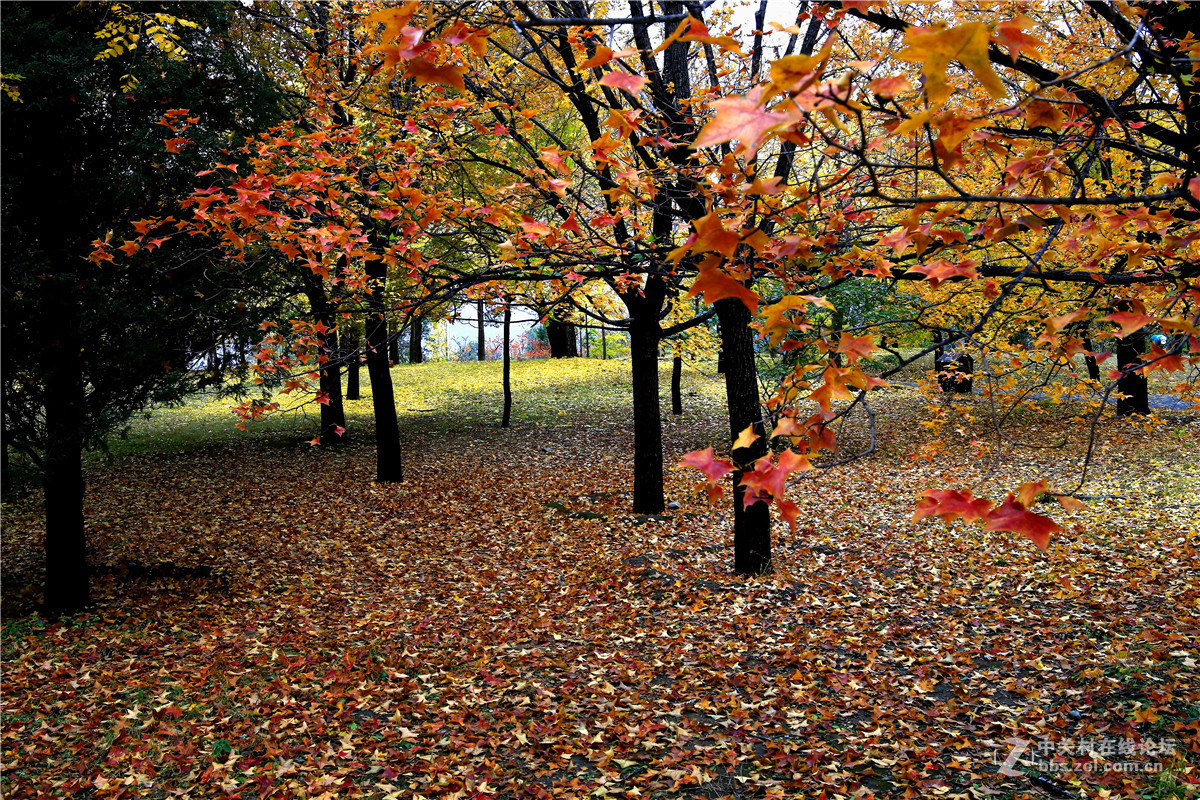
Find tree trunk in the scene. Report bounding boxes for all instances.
[345,321,360,401]
[1116,327,1149,415]
[365,268,403,481]
[1081,329,1101,382]
[629,310,665,514]
[42,280,89,613]
[477,297,486,361]
[318,327,347,443]
[601,326,607,360]
[716,297,772,576]
[671,354,683,415]
[408,315,424,364]
[502,304,512,428]
[388,316,401,364]
[302,275,347,444]
[547,318,577,358]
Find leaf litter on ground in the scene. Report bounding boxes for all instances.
[2,358,1198,799]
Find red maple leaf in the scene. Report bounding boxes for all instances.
[983,494,1061,551]
[913,489,994,524]
[599,71,646,96]
[678,447,734,485]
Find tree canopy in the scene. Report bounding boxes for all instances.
[5,0,1199,604]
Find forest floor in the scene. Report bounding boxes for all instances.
[2,359,1199,800]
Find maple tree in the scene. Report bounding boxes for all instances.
[3,2,1199,795]
[660,0,1200,565]
[13,0,1200,614]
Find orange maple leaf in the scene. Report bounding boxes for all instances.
[690,212,741,258]
[836,333,880,364]
[994,16,1043,62]
[732,425,760,451]
[577,46,616,70]
[740,449,811,506]
[1016,480,1049,508]
[768,45,832,94]
[878,227,913,258]
[539,147,570,175]
[777,500,801,535]
[1104,311,1153,339]
[869,75,912,99]
[685,260,759,314]
[405,59,465,92]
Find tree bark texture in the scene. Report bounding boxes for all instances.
[1116,328,1150,415]
[302,274,347,444]
[477,297,486,361]
[671,354,683,415]
[388,317,401,363]
[365,266,403,481]
[408,315,424,364]
[345,321,360,401]
[547,319,577,358]
[42,279,89,613]
[502,305,512,428]
[716,297,772,575]
[628,279,668,514]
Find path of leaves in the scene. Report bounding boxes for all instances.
[3,360,1198,799]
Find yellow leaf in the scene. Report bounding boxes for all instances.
[896,22,1006,103]
[733,425,760,450]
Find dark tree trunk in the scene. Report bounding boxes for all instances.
[716,297,772,576]
[1116,328,1150,415]
[629,304,665,514]
[345,321,360,401]
[477,297,486,361]
[601,326,607,360]
[388,316,401,364]
[933,327,945,363]
[365,267,403,481]
[502,304,513,428]
[42,280,89,613]
[547,319,577,358]
[671,354,683,415]
[1081,327,1101,382]
[318,327,347,442]
[408,315,424,364]
[302,275,347,444]
[1,376,8,486]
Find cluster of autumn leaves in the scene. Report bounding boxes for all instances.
[86,1,1200,551]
